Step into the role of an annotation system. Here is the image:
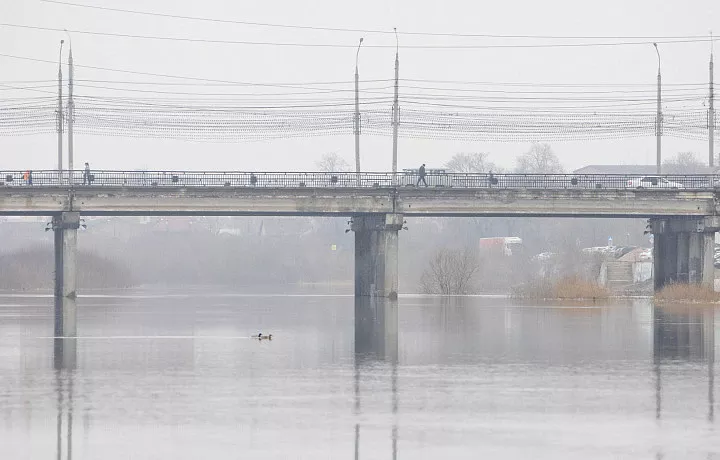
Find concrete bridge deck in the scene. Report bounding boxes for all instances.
[1,171,718,217]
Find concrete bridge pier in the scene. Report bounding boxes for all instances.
[651,217,718,291]
[52,211,80,369]
[352,214,403,299]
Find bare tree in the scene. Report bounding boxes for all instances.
[663,151,706,174]
[420,247,480,295]
[315,152,350,172]
[444,152,499,173]
[515,143,564,173]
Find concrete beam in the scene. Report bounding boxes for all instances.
[689,232,703,284]
[654,217,720,234]
[353,214,403,299]
[53,212,79,369]
[703,232,716,288]
[397,189,718,217]
[1,186,718,217]
[652,218,717,290]
[676,232,689,283]
[662,233,678,286]
[654,231,665,290]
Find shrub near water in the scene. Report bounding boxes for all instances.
[514,276,610,299]
[551,276,610,299]
[655,283,720,303]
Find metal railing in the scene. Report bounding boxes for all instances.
[0,170,717,190]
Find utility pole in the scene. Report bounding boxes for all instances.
[354,38,363,186]
[57,40,64,182]
[391,28,399,184]
[710,35,715,168]
[653,43,662,175]
[67,37,75,183]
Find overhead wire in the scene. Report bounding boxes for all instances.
[3,22,720,49]
[35,0,720,43]
[0,46,715,141]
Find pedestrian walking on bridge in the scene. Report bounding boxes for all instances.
[83,162,91,185]
[416,164,428,187]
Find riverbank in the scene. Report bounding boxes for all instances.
[654,283,720,304]
[512,276,610,300]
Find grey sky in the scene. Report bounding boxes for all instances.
[0,0,718,172]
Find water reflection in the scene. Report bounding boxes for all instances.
[4,292,720,458]
[354,297,398,460]
[54,338,76,371]
[54,293,77,370]
[54,370,75,460]
[653,305,715,422]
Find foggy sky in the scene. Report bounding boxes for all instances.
[1,0,718,172]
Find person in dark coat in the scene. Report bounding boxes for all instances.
[83,162,91,185]
[416,163,428,187]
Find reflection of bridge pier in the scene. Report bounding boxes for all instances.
[55,370,75,460]
[354,297,399,460]
[653,306,716,422]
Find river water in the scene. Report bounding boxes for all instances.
[0,290,718,459]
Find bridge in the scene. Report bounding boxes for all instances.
[2,170,720,368]
[2,170,718,217]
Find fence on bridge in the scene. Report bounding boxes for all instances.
[0,170,717,190]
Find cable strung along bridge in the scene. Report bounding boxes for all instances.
[0,99,714,142]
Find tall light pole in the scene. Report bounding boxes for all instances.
[354,37,363,185]
[66,31,75,182]
[710,35,715,168]
[391,28,399,184]
[654,43,662,175]
[57,40,64,181]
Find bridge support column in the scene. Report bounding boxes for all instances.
[352,214,403,299]
[676,232,689,283]
[53,211,80,369]
[702,232,715,288]
[689,232,702,284]
[652,217,718,291]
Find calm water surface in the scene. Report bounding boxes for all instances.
[0,289,718,459]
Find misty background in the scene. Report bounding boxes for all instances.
[0,0,717,292]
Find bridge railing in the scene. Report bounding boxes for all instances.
[0,170,717,189]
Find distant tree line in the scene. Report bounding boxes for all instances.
[0,248,133,290]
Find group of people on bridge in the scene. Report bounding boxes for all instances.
[20,163,93,186]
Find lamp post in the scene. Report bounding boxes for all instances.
[391,28,399,184]
[66,31,75,184]
[57,40,64,182]
[710,38,715,168]
[354,38,363,185]
[653,43,662,175]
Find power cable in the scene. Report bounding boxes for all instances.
[4,22,720,49]
[37,0,720,42]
